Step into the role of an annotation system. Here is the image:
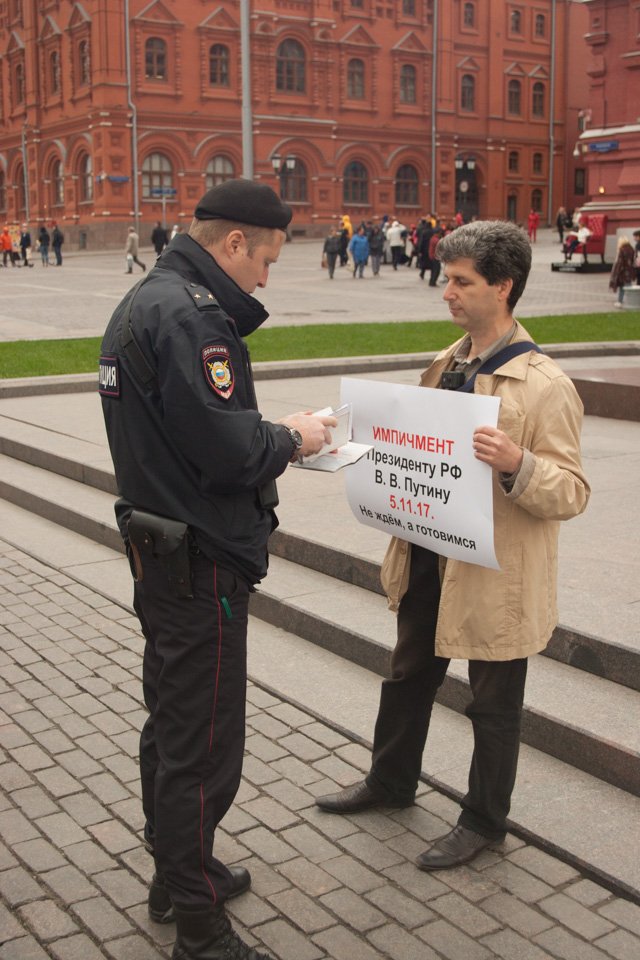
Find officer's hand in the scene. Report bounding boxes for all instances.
[473,425,523,475]
[279,413,337,456]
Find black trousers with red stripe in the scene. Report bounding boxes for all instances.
[133,549,250,911]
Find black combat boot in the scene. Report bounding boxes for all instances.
[149,866,251,924]
[173,906,272,960]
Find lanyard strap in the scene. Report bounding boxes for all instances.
[457,341,542,393]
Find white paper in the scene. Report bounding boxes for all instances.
[291,403,373,472]
[341,377,501,569]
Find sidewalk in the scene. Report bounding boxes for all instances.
[2,540,640,960]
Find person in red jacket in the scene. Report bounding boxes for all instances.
[527,209,540,243]
[1,226,17,268]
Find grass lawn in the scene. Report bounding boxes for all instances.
[0,312,638,379]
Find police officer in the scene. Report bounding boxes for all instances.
[100,179,335,960]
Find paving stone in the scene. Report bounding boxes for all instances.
[370,922,443,960]
[56,749,102,778]
[382,861,450,903]
[70,895,134,940]
[507,845,581,886]
[226,889,278,927]
[300,722,349,750]
[41,864,100,904]
[103,936,165,960]
[244,732,289,764]
[0,839,17,870]
[417,917,494,960]
[319,887,387,932]
[59,792,111,827]
[595,929,640,960]
[7,745,54,773]
[10,786,58,820]
[0,808,39,844]
[598,898,640,936]
[321,854,386,895]
[269,887,336,933]
[88,819,139,854]
[534,926,612,959]
[270,755,325,786]
[32,765,81,798]
[279,823,343,865]
[263,778,315,812]
[17,899,79,940]
[48,934,107,960]
[277,856,342,897]
[248,712,291,740]
[101,753,140,783]
[32,728,75,755]
[565,878,613,906]
[63,839,119,874]
[93,868,148,908]
[266,702,312,727]
[339,831,405,870]
[238,826,298,864]
[0,724,32,750]
[299,805,361,842]
[218,804,258,834]
[365,884,435,929]
[480,928,555,959]
[539,892,616,940]
[0,866,44,906]
[313,924,387,960]
[13,838,67,872]
[0,762,34,792]
[481,891,554,937]
[12,711,51,735]
[348,808,406,842]
[83,772,131,804]
[241,796,299,833]
[0,900,26,940]
[482,860,555,903]
[35,812,88,848]
[391,804,452,842]
[430,891,502,937]
[0,935,50,959]
[279,731,328,762]
[312,754,362,785]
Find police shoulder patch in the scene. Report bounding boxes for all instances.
[202,344,234,400]
[98,356,120,398]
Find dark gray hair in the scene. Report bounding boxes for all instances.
[437,220,532,311]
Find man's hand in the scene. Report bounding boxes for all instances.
[473,425,523,475]
[279,412,337,457]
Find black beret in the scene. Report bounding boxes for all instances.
[194,179,292,229]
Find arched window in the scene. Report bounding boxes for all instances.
[205,156,234,190]
[508,78,521,115]
[402,0,416,14]
[52,159,64,206]
[79,40,90,86]
[508,151,519,173]
[400,65,416,104]
[532,82,545,118]
[510,10,522,34]
[0,171,6,213]
[79,153,93,202]
[50,51,61,94]
[535,14,545,38]
[142,152,173,199]
[531,188,543,213]
[395,164,419,206]
[533,152,543,174]
[276,39,305,93]
[15,62,25,104]
[347,59,365,99]
[463,2,475,28]
[209,44,229,87]
[461,74,475,112]
[145,37,167,80]
[281,158,307,203]
[343,161,368,204]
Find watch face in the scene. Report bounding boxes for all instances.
[291,429,303,448]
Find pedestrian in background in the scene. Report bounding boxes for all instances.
[151,221,168,257]
[527,209,540,243]
[349,225,369,278]
[37,226,50,266]
[555,206,571,245]
[633,230,640,286]
[368,224,384,277]
[51,222,64,265]
[387,219,407,270]
[322,225,341,278]
[19,224,34,267]
[609,236,635,309]
[1,226,16,267]
[125,226,146,274]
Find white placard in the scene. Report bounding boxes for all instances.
[341,377,501,569]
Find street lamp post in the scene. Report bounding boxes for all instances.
[271,154,295,240]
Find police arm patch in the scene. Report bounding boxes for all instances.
[202,345,235,400]
[98,356,120,398]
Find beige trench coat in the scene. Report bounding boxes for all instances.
[380,322,590,661]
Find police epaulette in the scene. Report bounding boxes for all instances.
[186,283,219,308]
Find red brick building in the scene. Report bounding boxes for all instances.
[0,0,589,247]
[573,0,640,237]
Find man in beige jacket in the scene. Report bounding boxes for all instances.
[317,220,590,870]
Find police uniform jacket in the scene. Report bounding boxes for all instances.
[380,321,590,661]
[100,233,293,585]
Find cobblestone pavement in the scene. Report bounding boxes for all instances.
[2,541,640,960]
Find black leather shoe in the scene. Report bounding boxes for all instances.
[149,866,251,924]
[415,825,501,871]
[173,905,272,959]
[315,779,413,814]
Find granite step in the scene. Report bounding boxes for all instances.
[1,453,639,799]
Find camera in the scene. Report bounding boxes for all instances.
[440,370,466,391]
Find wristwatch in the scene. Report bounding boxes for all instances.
[283,425,303,462]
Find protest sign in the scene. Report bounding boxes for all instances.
[341,377,501,569]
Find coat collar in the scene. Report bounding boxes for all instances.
[158,233,269,337]
[424,320,538,387]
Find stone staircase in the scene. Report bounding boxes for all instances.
[1,388,639,901]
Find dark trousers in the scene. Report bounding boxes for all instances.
[366,545,527,839]
[326,251,338,278]
[133,550,250,910]
[391,246,404,269]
